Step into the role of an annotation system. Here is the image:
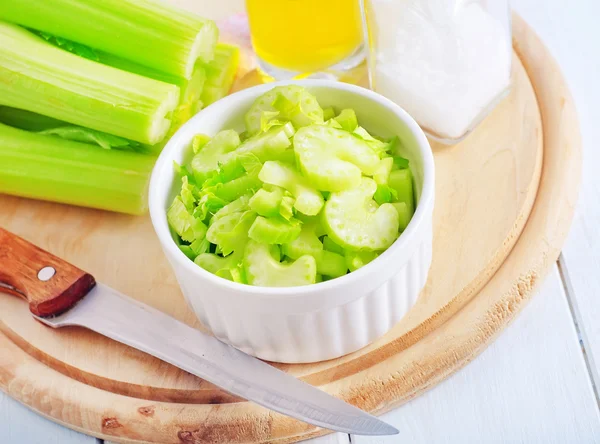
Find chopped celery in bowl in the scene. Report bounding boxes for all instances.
[160,85,417,287]
[148,80,434,363]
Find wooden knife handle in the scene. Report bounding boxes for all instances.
[0,227,96,317]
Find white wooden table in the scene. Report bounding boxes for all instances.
[2,1,600,443]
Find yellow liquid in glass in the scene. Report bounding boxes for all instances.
[246,0,364,73]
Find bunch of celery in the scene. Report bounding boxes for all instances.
[0,0,240,215]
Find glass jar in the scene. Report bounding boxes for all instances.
[366,0,512,143]
[246,0,366,80]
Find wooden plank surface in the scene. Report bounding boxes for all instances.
[0,392,97,444]
[352,266,600,444]
[513,0,600,387]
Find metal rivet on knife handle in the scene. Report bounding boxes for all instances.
[38,266,56,282]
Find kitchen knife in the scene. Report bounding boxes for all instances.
[0,227,398,436]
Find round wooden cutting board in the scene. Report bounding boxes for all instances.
[0,8,581,444]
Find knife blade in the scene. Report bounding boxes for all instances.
[0,228,398,436]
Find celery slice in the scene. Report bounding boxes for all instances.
[295,214,327,237]
[334,109,358,132]
[243,240,316,287]
[248,186,296,219]
[195,249,243,275]
[191,130,241,183]
[193,192,227,221]
[259,161,324,216]
[192,124,292,182]
[324,119,343,129]
[353,126,389,156]
[388,169,415,215]
[249,187,283,217]
[315,250,347,278]
[0,0,218,79]
[392,202,412,232]
[173,161,195,184]
[248,216,302,244]
[322,236,345,255]
[373,157,394,185]
[345,251,379,272]
[179,245,196,261]
[393,156,410,170]
[0,23,180,145]
[280,194,295,220]
[190,237,211,256]
[201,154,258,191]
[214,269,235,281]
[222,123,293,164]
[229,265,246,284]
[323,107,336,121]
[201,44,240,106]
[192,134,211,154]
[211,195,251,221]
[245,85,324,135]
[0,123,154,214]
[167,197,207,243]
[323,178,400,251]
[269,245,282,261]
[294,125,380,192]
[373,184,398,205]
[179,177,196,212]
[212,171,262,202]
[282,226,346,278]
[206,210,256,256]
[282,224,323,259]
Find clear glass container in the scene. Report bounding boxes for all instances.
[245,0,366,80]
[366,0,512,144]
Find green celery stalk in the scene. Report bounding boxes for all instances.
[29,30,208,106]
[169,65,207,134]
[0,0,218,79]
[0,123,155,214]
[92,51,209,138]
[0,23,180,145]
[63,49,207,137]
[0,106,159,154]
[201,44,241,106]
[95,52,207,105]
[0,106,64,132]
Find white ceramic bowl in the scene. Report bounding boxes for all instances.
[149,80,434,363]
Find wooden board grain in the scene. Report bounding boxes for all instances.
[0,14,580,444]
[0,40,542,402]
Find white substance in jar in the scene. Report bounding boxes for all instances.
[370,0,512,141]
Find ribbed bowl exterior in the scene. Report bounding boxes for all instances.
[166,216,432,363]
